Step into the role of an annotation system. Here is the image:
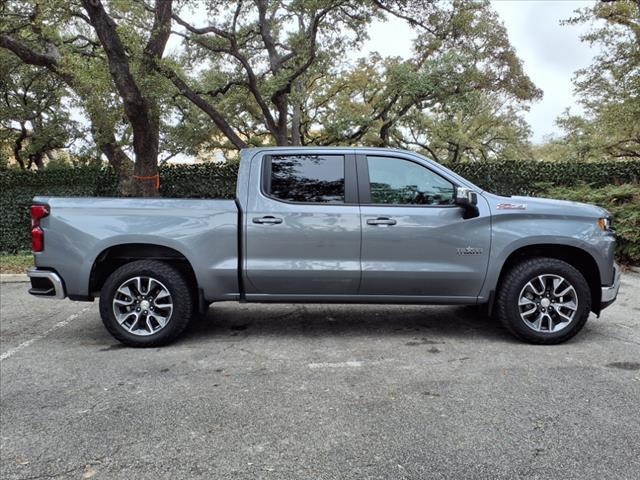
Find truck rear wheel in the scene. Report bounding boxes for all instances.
[496,257,591,344]
[99,260,194,347]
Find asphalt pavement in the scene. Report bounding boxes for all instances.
[1,274,639,479]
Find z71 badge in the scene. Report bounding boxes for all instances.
[457,246,484,255]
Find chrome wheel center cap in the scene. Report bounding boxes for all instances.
[140,300,150,310]
[540,298,551,308]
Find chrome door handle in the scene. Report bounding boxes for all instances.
[367,217,397,226]
[253,216,283,225]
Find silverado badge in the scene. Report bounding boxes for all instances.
[457,246,484,255]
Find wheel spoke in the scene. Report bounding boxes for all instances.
[556,300,577,311]
[546,314,554,332]
[519,296,535,306]
[554,285,573,298]
[149,312,169,328]
[145,315,155,332]
[147,278,160,294]
[537,276,548,293]
[155,289,171,301]
[556,309,573,322]
[531,312,543,331]
[128,312,141,332]
[117,285,134,298]
[115,311,133,325]
[524,281,539,296]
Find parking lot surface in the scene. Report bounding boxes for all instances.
[1,274,639,479]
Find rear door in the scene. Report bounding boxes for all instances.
[244,152,361,296]
[358,153,491,300]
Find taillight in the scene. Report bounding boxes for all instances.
[30,204,49,252]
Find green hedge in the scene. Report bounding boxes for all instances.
[0,167,119,255]
[1,160,639,255]
[453,160,640,196]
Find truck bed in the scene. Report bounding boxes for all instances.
[33,196,240,301]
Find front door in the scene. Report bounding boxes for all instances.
[245,152,361,296]
[358,154,491,300]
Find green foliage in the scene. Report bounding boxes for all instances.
[0,50,80,170]
[159,163,238,199]
[542,184,640,264]
[553,0,640,161]
[454,160,640,196]
[0,167,118,253]
[2,161,639,261]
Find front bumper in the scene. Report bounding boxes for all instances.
[27,268,66,299]
[600,263,621,310]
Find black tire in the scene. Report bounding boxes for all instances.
[99,260,195,347]
[496,257,591,344]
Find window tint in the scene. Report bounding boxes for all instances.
[367,156,455,205]
[269,155,345,203]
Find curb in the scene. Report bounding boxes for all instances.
[0,274,29,283]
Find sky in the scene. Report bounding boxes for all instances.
[361,0,600,144]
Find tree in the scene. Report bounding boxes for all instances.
[78,0,172,195]
[1,0,541,175]
[302,0,540,161]
[0,0,173,195]
[162,0,539,159]
[159,0,377,150]
[0,51,79,169]
[0,1,133,180]
[557,0,640,161]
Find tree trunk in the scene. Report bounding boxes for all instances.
[291,101,302,146]
[130,103,161,197]
[31,152,45,169]
[13,123,27,170]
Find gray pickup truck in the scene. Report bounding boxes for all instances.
[27,147,620,346]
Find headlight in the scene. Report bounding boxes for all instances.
[598,217,613,232]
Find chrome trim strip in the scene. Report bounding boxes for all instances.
[601,264,621,304]
[27,268,66,300]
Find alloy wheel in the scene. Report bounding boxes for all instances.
[518,274,578,333]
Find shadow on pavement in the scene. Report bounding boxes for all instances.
[179,303,519,344]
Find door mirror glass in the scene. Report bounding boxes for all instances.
[455,187,479,219]
[454,187,478,206]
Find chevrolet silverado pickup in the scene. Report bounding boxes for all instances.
[27,147,621,346]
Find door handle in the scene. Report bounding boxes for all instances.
[367,217,397,226]
[253,216,283,225]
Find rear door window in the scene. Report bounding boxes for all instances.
[268,155,345,203]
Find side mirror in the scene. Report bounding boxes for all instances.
[455,187,479,219]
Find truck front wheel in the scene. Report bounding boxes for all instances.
[99,260,195,347]
[496,257,591,344]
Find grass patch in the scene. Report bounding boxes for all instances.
[0,253,33,274]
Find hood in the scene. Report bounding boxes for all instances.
[482,192,609,219]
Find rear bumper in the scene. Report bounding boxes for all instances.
[27,268,66,299]
[600,263,621,310]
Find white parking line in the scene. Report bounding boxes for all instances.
[0,306,91,361]
[308,361,363,369]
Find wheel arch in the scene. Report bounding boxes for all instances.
[491,244,602,315]
[89,243,198,297]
